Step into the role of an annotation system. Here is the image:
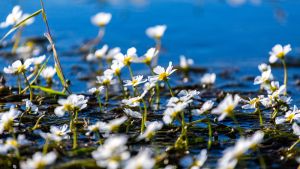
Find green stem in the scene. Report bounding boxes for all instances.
[187,118,205,126]
[281,59,288,95]
[71,111,78,149]
[148,64,160,108]
[141,99,148,133]
[43,138,49,154]
[117,74,126,98]
[288,139,300,151]
[271,108,278,120]
[165,79,174,97]
[97,94,102,112]
[207,119,212,149]
[17,75,21,94]
[128,65,134,79]
[32,114,45,130]
[257,108,263,126]
[105,85,109,106]
[22,72,33,101]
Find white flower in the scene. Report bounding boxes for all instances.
[258,63,271,73]
[24,99,39,114]
[86,121,102,135]
[87,45,108,61]
[0,6,23,28]
[110,60,125,76]
[124,75,147,87]
[122,95,144,107]
[241,97,262,109]
[97,69,114,86]
[20,151,57,169]
[201,73,216,85]
[88,86,104,95]
[143,77,158,92]
[40,66,56,80]
[92,135,130,169]
[0,135,30,154]
[54,94,88,117]
[124,149,155,169]
[138,121,163,141]
[212,94,240,121]
[124,108,142,119]
[190,149,207,169]
[146,25,167,40]
[292,123,300,137]
[254,68,273,85]
[163,103,189,124]
[152,62,176,81]
[91,12,112,27]
[180,55,194,70]
[39,124,70,142]
[99,116,128,133]
[114,47,138,66]
[4,59,32,74]
[275,105,300,124]
[269,44,291,63]
[0,106,21,133]
[192,100,214,115]
[50,124,70,139]
[217,131,264,169]
[31,55,46,65]
[139,48,158,65]
[105,47,121,60]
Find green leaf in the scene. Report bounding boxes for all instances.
[55,64,66,88]
[0,9,43,42]
[31,85,66,96]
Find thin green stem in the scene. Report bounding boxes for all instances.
[257,108,263,126]
[141,99,148,133]
[281,59,288,95]
[288,139,300,151]
[43,138,49,154]
[97,94,102,112]
[148,64,160,108]
[165,79,174,97]
[17,74,21,94]
[32,114,45,130]
[22,72,33,101]
[105,85,109,106]
[128,65,134,79]
[117,74,126,98]
[207,119,212,149]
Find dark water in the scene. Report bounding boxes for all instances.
[1,0,300,168]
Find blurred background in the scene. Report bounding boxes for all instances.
[0,0,300,91]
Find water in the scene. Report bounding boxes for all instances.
[1,0,300,168]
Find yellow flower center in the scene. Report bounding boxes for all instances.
[158,72,167,81]
[277,52,285,59]
[124,57,131,66]
[224,105,234,115]
[286,114,295,123]
[63,104,74,112]
[6,139,18,147]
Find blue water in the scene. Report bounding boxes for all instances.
[1,0,300,94]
